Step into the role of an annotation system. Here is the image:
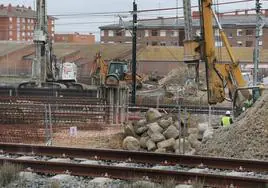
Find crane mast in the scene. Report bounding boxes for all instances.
[183,0,200,87]
[32,0,54,86]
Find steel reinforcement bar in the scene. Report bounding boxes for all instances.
[0,158,266,188]
[0,143,267,173]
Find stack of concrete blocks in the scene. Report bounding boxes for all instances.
[122,108,211,154]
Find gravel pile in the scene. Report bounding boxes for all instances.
[198,92,268,160]
[6,172,192,188]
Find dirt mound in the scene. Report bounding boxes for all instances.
[159,66,188,87]
[198,92,268,160]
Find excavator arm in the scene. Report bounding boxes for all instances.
[200,0,250,105]
[90,53,108,85]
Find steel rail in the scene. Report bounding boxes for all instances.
[0,158,266,188]
[0,143,267,173]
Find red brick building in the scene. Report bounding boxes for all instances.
[55,33,95,44]
[99,9,268,49]
[0,4,55,42]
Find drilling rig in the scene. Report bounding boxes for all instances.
[183,0,200,91]
[18,0,84,89]
[182,0,263,117]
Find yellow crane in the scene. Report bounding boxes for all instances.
[185,0,262,116]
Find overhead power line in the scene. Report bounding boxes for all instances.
[50,0,259,18]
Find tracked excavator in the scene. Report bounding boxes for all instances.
[18,0,85,90]
[90,53,143,89]
[184,0,262,117]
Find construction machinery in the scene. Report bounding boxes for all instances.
[18,0,85,90]
[183,0,262,116]
[89,53,108,86]
[90,53,143,88]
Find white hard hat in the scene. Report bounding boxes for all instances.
[226,111,231,115]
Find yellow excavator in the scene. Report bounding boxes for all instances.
[90,53,143,88]
[90,53,108,86]
[185,0,262,117]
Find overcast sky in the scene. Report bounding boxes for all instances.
[1,0,266,40]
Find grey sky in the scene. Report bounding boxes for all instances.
[1,0,266,40]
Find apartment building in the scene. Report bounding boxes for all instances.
[99,10,268,49]
[55,33,95,44]
[0,4,55,42]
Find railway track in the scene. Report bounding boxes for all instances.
[0,143,267,187]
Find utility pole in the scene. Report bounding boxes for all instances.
[131,0,137,105]
[253,0,263,86]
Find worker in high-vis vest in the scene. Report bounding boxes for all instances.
[221,111,233,127]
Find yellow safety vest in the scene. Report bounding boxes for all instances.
[221,116,231,127]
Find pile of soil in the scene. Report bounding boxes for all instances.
[52,126,124,149]
[158,66,188,87]
[198,92,268,160]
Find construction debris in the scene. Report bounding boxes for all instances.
[122,108,211,154]
[198,92,268,160]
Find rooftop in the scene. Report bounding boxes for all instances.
[1,42,268,63]
[0,4,55,19]
[100,14,268,30]
[0,41,29,56]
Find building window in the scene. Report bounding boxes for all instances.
[152,30,158,37]
[9,24,13,29]
[52,20,54,25]
[22,32,25,37]
[196,29,201,36]
[51,27,54,32]
[152,41,158,46]
[259,41,263,46]
[22,18,25,23]
[145,30,149,37]
[246,41,253,47]
[237,41,243,46]
[215,41,223,47]
[246,29,253,36]
[228,32,233,38]
[116,30,122,36]
[9,17,12,22]
[237,29,243,36]
[160,30,166,37]
[9,38,13,41]
[171,30,178,37]
[101,30,105,37]
[214,29,220,36]
[125,30,131,37]
[160,42,166,46]
[108,30,114,37]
